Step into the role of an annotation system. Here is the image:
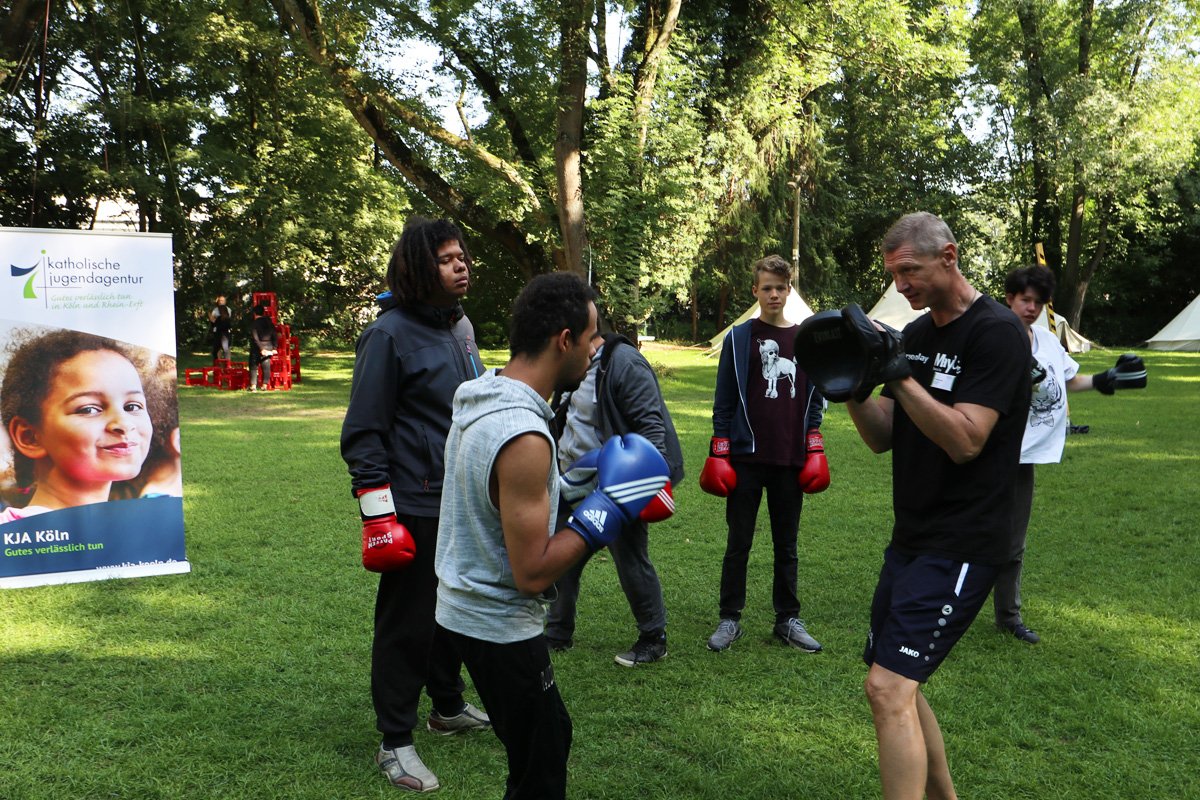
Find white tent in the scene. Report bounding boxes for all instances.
[867,281,1092,353]
[1042,312,1092,353]
[1146,294,1200,351]
[705,291,814,354]
[867,281,926,329]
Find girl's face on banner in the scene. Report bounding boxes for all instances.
[36,349,152,484]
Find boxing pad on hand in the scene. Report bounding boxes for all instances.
[841,303,910,393]
[798,430,830,494]
[640,483,675,523]
[560,448,600,502]
[699,437,737,497]
[874,321,912,384]
[794,310,874,403]
[1092,353,1147,395]
[567,433,669,551]
[355,485,416,572]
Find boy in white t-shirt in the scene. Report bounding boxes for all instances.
[1000,267,1148,643]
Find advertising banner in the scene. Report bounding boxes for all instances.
[1,227,188,588]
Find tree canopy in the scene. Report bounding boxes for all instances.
[2,0,1197,346]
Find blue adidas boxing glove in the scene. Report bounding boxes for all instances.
[559,448,601,503]
[567,433,669,552]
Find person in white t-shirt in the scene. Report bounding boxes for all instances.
[999,266,1147,644]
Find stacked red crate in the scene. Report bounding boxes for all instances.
[249,292,301,387]
[252,291,279,323]
[190,291,300,391]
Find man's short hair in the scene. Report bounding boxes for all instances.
[253,304,265,316]
[509,273,595,358]
[387,217,472,307]
[882,212,957,258]
[1005,266,1056,304]
[752,255,793,285]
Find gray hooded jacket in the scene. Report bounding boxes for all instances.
[434,370,561,643]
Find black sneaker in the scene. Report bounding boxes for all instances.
[614,633,667,667]
[1009,623,1041,644]
[545,635,573,653]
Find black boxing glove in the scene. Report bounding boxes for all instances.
[1092,353,1147,395]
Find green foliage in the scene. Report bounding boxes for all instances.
[585,45,721,331]
[3,0,1199,349]
[0,345,1197,799]
[967,0,1200,326]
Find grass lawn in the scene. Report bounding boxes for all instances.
[1,343,1197,799]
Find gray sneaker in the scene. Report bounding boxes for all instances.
[427,702,491,735]
[774,618,822,652]
[707,619,743,652]
[376,744,439,792]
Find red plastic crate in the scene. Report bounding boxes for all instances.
[185,366,218,386]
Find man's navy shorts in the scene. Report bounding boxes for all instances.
[862,546,998,683]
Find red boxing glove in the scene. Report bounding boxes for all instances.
[356,485,416,572]
[797,430,830,494]
[699,437,737,497]
[639,483,675,523]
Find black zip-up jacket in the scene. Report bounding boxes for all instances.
[340,297,483,516]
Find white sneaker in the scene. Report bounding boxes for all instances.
[427,703,491,735]
[376,744,439,792]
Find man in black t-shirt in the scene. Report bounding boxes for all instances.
[846,213,1030,800]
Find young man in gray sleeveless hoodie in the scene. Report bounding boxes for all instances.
[435,274,663,799]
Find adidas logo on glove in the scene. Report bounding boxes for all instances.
[564,433,670,552]
[581,509,607,532]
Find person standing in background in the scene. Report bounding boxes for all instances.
[700,254,830,655]
[340,217,490,793]
[544,330,684,666]
[997,266,1147,644]
[209,295,232,362]
[248,304,278,391]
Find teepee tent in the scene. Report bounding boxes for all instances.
[867,281,926,329]
[867,281,1092,352]
[705,291,814,354]
[1036,307,1092,353]
[1146,293,1200,351]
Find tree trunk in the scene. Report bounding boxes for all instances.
[690,278,699,342]
[0,0,40,84]
[1065,199,1109,329]
[631,0,681,154]
[271,0,557,278]
[555,0,589,275]
[1016,0,1062,272]
[1057,0,1095,324]
[1060,165,1086,321]
[716,283,729,332]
